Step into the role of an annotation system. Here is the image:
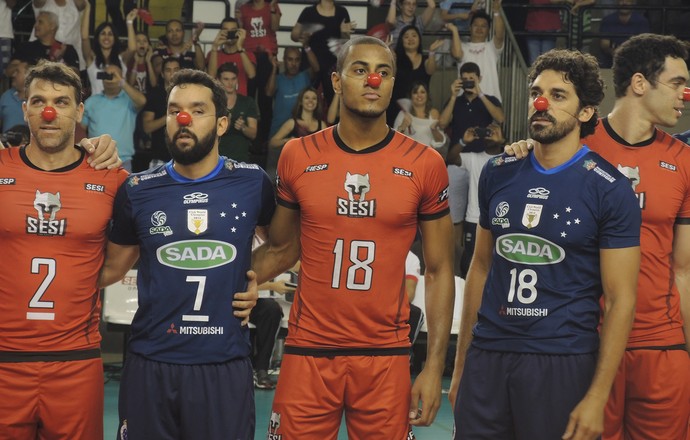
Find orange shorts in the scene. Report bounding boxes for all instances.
[0,358,104,440]
[268,353,414,440]
[604,349,690,440]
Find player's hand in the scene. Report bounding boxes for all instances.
[562,394,606,440]
[409,366,442,426]
[504,138,536,159]
[233,270,258,325]
[81,134,123,170]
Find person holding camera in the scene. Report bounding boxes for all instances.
[81,63,146,171]
[207,18,257,96]
[439,61,503,276]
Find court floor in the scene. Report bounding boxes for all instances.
[102,366,456,439]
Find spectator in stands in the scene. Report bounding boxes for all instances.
[454,0,505,102]
[154,19,205,71]
[126,17,157,93]
[0,58,28,133]
[31,0,86,70]
[393,81,447,154]
[525,0,571,65]
[265,46,318,175]
[81,64,146,171]
[141,57,181,169]
[217,62,259,163]
[386,0,436,46]
[291,0,355,106]
[207,18,257,96]
[81,3,135,95]
[237,0,281,167]
[598,0,649,68]
[17,10,80,71]
[269,87,326,150]
[0,0,16,75]
[452,123,503,277]
[440,0,481,34]
[387,25,444,125]
[439,62,503,276]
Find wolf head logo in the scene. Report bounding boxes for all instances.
[34,190,62,221]
[269,411,281,433]
[344,172,370,201]
[617,164,640,191]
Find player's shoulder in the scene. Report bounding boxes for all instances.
[579,149,631,189]
[123,163,170,190]
[483,152,522,172]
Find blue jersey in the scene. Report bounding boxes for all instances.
[473,147,640,354]
[109,158,276,364]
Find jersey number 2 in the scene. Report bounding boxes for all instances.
[27,257,56,321]
[331,239,375,291]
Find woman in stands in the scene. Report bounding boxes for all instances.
[269,86,326,150]
[393,81,447,154]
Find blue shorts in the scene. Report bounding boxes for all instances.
[454,347,597,440]
[117,353,255,440]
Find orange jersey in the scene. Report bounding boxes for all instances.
[276,127,449,349]
[586,120,690,348]
[0,147,128,354]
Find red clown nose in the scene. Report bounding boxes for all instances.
[534,96,549,112]
[176,111,192,126]
[683,87,690,102]
[367,73,382,88]
[42,106,57,122]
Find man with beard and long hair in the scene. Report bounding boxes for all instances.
[507,34,690,440]
[98,68,273,440]
[449,49,641,440]
[251,36,455,439]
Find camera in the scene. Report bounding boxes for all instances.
[225,30,238,40]
[96,71,113,80]
[462,80,475,90]
[474,127,493,139]
[0,130,24,147]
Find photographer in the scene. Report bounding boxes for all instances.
[439,61,503,276]
[206,18,256,96]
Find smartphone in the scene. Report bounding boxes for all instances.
[96,71,113,80]
[284,282,298,289]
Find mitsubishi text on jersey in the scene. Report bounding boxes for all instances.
[473,147,640,354]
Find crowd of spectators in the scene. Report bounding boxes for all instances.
[1,0,689,273]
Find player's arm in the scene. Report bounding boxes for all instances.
[563,246,639,440]
[672,223,690,352]
[98,241,141,288]
[410,213,455,426]
[251,205,301,285]
[448,224,492,406]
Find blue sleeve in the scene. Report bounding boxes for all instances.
[478,161,491,229]
[108,181,140,245]
[81,99,91,127]
[598,180,641,249]
[258,170,277,227]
